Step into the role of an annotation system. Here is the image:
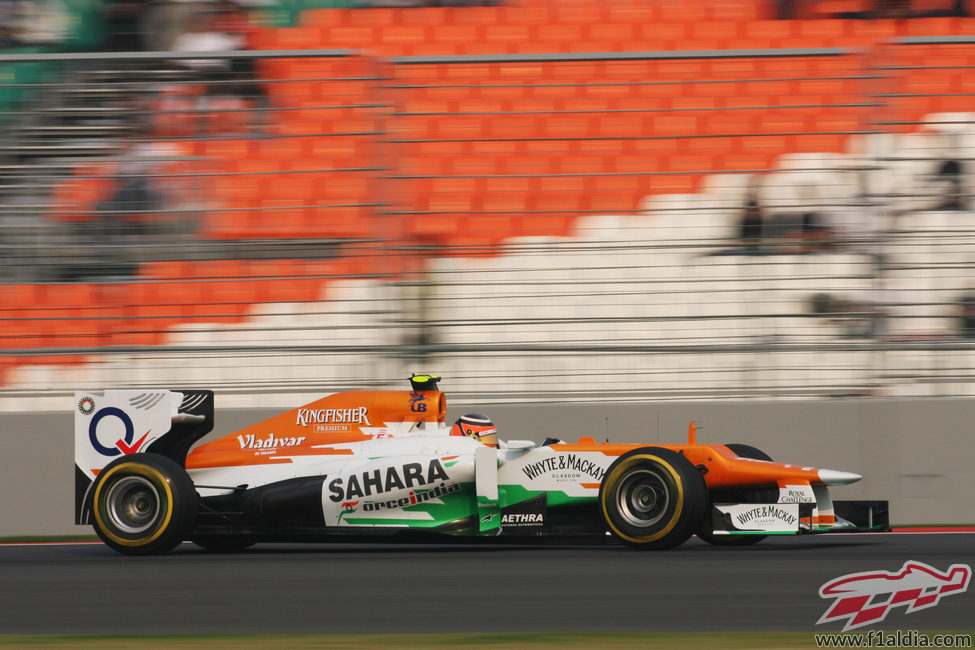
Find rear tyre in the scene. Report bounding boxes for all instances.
[697,443,774,546]
[599,447,707,550]
[90,453,197,555]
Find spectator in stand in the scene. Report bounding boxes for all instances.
[0,24,17,48]
[809,292,887,339]
[931,155,967,211]
[102,0,151,50]
[0,0,67,46]
[739,176,766,255]
[836,0,969,18]
[796,184,834,253]
[169,4,268,134]
[872,0,912,17]
[0,0,17,47]
[957,290,975,338]
[213,0,270,131]
[713,176,767,255]
[764,184,833,255]
[170,8,242,80]
[818,171,888,258]
[775,0,797,19]
[95,128,186,240]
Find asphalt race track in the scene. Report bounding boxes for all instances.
[1,533,972,635]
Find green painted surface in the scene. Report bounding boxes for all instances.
[477,494,501,535]
[0,52,55,124]
[338,481,595,530]
[499,484,594,509]
[262,0,354,28]
[341,482,476,528]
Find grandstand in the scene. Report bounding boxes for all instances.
[2,0,975,409]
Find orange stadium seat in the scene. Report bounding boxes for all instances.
[429,23,480,49]
[813,0,869,17]
[300,9,348,29]
[483,22,532,46]
[466,211,517,242]
[50,163,116,223]
[390,6,446,27]
[254,259,324,304]
[482,174,536,195]
[713,0,765,21]
[128,283,183,345]
[0,286,39,350]
[558,156,609,175]
[20,2,975,387]
[445,5,504,26]
[482,192,530,215]
[848,19,898,41]
[798,19,849,41]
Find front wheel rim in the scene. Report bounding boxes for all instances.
[615,468,670,528]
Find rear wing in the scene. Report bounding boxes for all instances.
[74,389,213,525]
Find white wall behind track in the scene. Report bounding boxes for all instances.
[3,398,971,538]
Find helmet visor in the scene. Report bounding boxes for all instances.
[472,428,498,447]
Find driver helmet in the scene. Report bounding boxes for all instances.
[450,413,498,448]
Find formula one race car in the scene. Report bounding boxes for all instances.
[74,376,889,555]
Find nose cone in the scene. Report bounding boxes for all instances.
[819,469,862,485]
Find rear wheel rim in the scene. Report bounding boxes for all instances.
[105,476,161,535]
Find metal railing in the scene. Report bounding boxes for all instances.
[1,42,975,408]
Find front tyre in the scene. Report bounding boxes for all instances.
[90,453,197,555]
[599,447,707,550]
[725,443,772,463]
[697,443,774,546]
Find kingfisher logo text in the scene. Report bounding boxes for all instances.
[817,561,971,631]
[296,407,370,427]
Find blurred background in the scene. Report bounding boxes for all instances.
[3,0,975,411]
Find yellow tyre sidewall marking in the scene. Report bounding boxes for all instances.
[601,454,685,544]
[93,462,175,548]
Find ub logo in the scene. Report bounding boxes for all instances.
[409,391,428,412]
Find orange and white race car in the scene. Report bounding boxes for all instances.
[74,375,889,555]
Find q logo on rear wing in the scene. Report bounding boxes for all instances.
[817,560,971,631]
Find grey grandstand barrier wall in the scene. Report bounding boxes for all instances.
[2,43,975,404]
[2,398,973,538]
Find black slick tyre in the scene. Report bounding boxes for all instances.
[725,443,772,463]
[599,447,707,550]
[90,453,197,555]
[697,443,774,546]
